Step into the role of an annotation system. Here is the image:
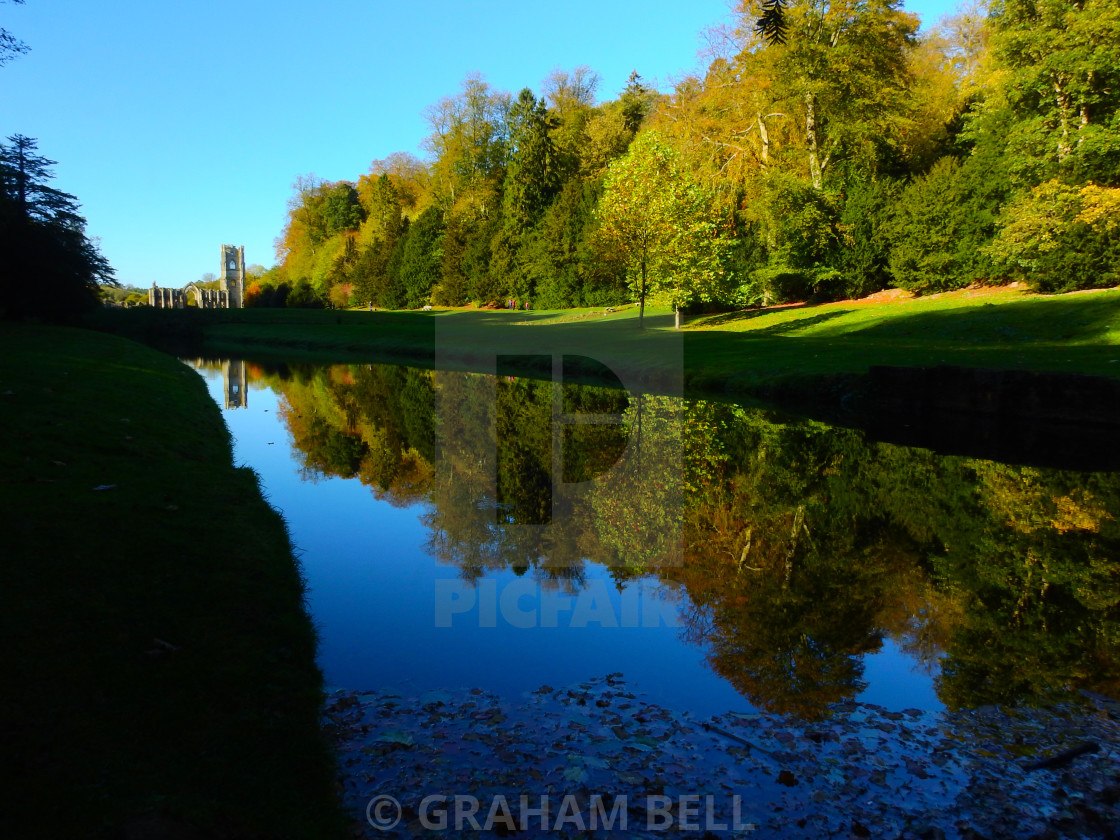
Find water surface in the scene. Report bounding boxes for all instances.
[191,359,1120,720]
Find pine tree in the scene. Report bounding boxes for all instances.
[0,134,115,319]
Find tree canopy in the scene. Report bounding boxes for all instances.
[248,1,1120,311]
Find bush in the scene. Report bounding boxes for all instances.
[886,155,1004,294]
[751,267,813,304]
[286,279,323,308]
[836,179,897,298]
[985,180,1120,293]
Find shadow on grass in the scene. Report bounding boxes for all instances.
[738,309,853,336]
[810,295,1120,345]
[432,310,569,327]
[691,303,808,328]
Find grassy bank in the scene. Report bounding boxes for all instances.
[0,325,345,838]
[91,285,1120,393]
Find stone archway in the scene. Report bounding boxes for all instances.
[182,282,229,309]
[184,283,204,308]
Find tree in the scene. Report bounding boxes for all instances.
[364,153,430,218]
[502,89,560,233]
[422,74,510,207]
[525,178,628,308]
[320,182,364,236]
[755,0,790,45]
[983,178,1120,291]
[597,132,734,328]
[0,134,115,319]
[934,0,992,94]
[737,0,919,189]
[399,206,444,308]
[353,174,405,307]
[618,71,655,134]
[886,154,1006,293]
[542,66,602,181]
[987,0,1120,186]
[1,0,28,67]
[748,171,844,302]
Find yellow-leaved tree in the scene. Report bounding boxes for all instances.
[596,131,735,329]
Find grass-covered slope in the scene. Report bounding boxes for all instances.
[89,285,1120,393]
[0,325,344,839]
[684,286,1120,390]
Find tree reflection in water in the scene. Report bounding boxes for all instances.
[227,358,1120,719]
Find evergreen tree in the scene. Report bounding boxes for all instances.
[835,178,897,298]
[886,155,1005,293]
[0,134,115,319]
[502,89,560,234]
[618,71,655,134]
[353,174,405,307]
[437,214,470,306]
[400,206,444,308]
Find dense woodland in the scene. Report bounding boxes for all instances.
[248,0,1120,317]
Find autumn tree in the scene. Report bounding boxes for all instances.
[984,179,1120,291]
[597,132,734,328]
[364,152,430,218]
[541,66,602,181]
[767,0,919,188]
[422,73,510,208]
[422,75,511,303]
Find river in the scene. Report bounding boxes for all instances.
[190,358,1120,722]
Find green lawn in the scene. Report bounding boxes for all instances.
[0,324,345,839]
[682,285,1120,390]
[89,284,1120,393]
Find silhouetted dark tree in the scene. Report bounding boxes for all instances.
[0,134,116,319]
[1,0,29,67]
[756,0,789,45]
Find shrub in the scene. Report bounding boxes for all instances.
[985,180,1120,292]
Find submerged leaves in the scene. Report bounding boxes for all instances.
[326,675,1120,839]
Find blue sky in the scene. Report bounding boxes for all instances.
[2,0,959,289]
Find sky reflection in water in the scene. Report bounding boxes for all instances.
[192,361,941,719]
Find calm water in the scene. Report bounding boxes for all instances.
[191,359,1120,720]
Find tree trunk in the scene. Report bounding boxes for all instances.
[638,257,647,329]
[1054,74,1073,161]
[757,113,770,169]
[805,92,823,190]
[1079,70,1093,146]
[674,307,683,329]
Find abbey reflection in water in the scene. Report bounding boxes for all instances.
[207,359,1120,718]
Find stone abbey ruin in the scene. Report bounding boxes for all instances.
[148,245,245,309]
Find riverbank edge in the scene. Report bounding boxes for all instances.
[86,305,1120,465]
[0,323,346,839]
[87,296,1120,396]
